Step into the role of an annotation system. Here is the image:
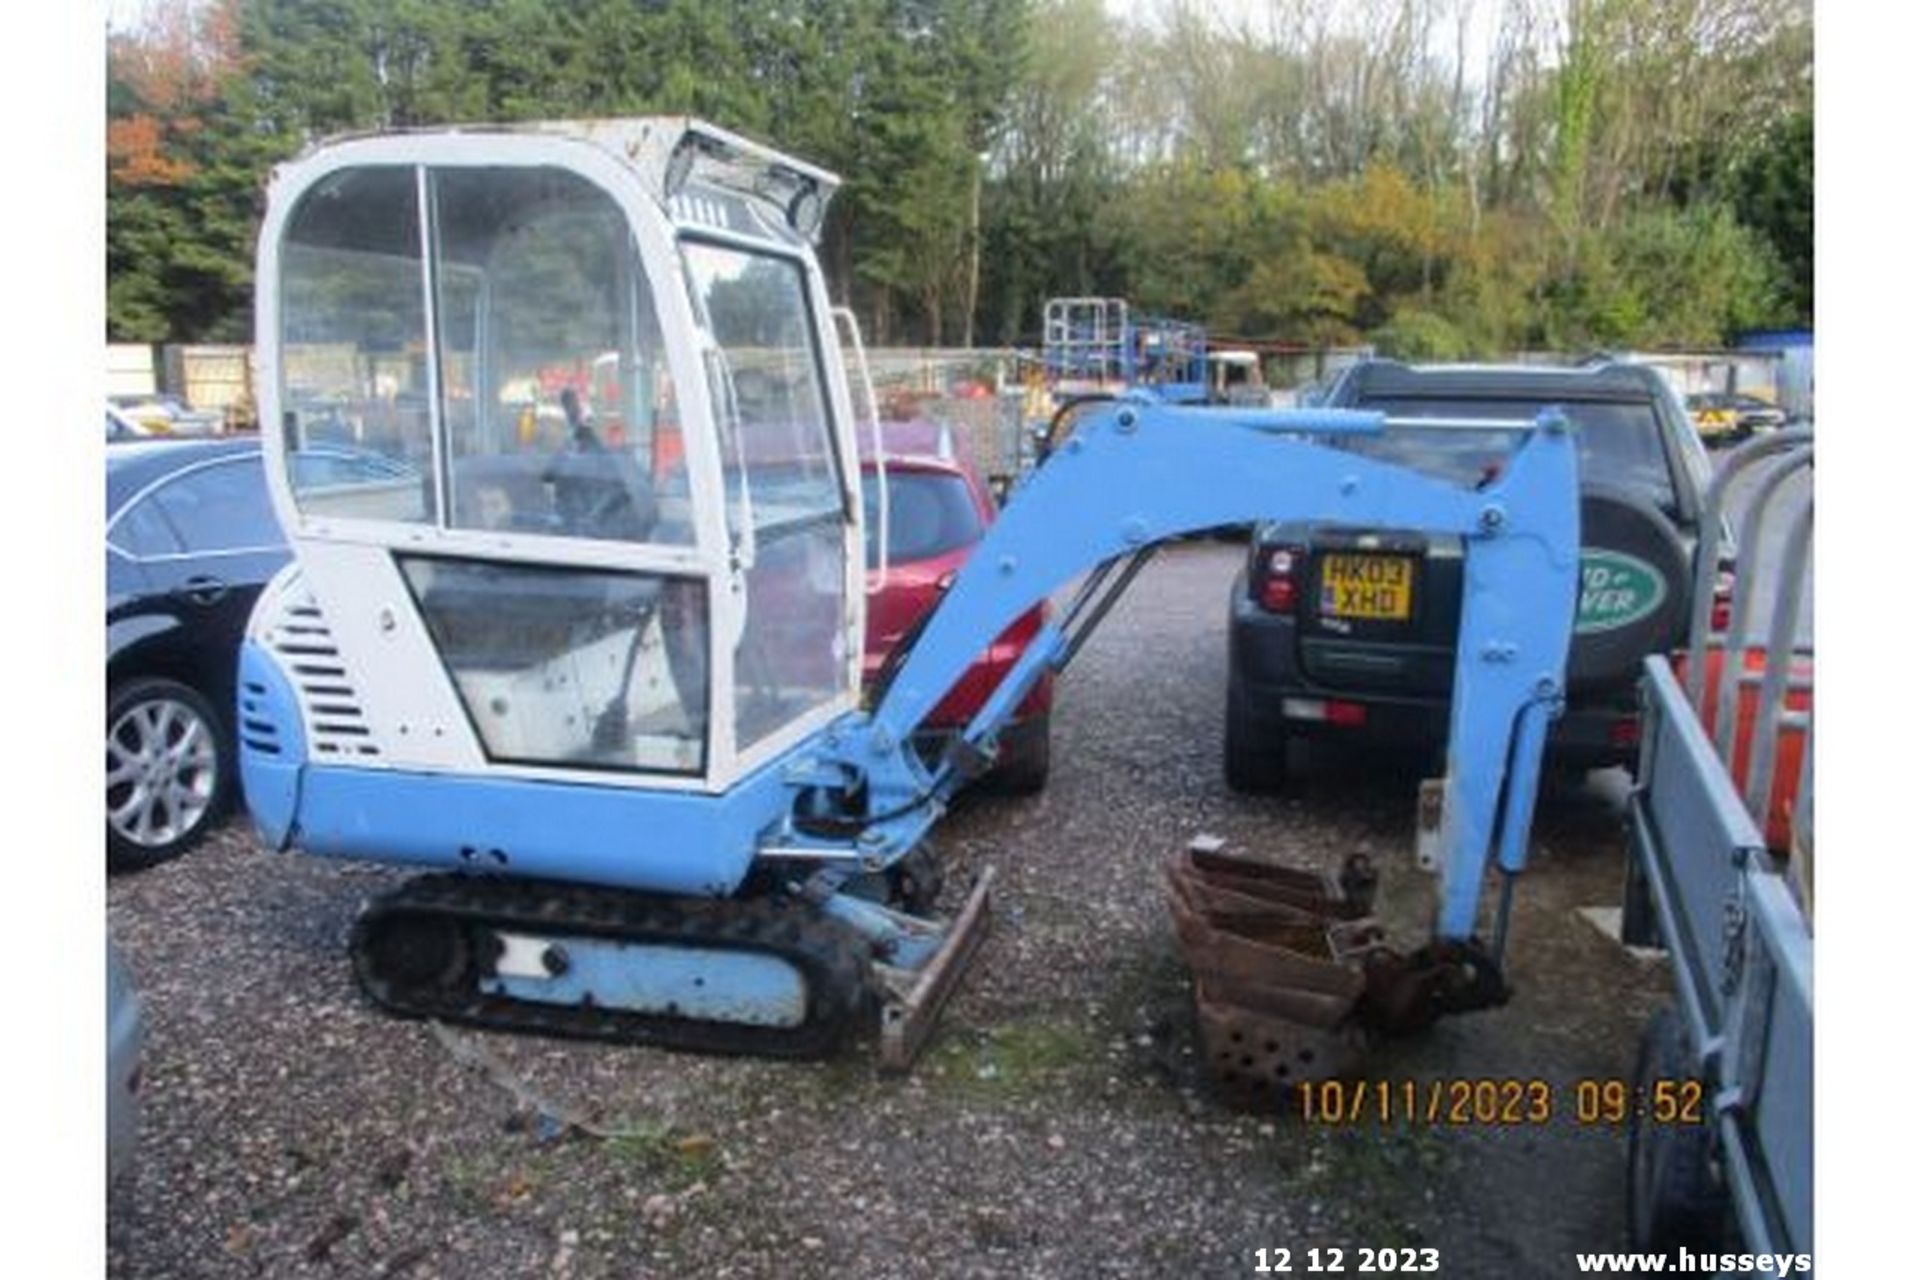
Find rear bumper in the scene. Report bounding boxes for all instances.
[1229,580,1638,769]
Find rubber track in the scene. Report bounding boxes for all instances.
[350,874,874,1060]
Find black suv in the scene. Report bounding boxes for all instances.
[1225,360,1718,790]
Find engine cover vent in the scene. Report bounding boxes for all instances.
[262,585,381,760]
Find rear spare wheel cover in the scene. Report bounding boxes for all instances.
[1566,484,1690,692]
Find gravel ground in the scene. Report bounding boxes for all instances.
[108,540,1673,1279]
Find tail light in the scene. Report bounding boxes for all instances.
[1711,559,1736,632]
[1281,697,1368,727]
[1324,699,1368,727]
[1252,544,1303,614]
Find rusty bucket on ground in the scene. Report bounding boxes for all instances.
[1164,847,1387,1107]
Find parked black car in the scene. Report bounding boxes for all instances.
[107,438,288,869]
[1225,360,1721,790]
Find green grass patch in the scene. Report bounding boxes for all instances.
[919,1016,1102,1098]
[604,1121,724,1191]
[1303,1125,1451,1247]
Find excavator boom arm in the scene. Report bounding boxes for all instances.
[832,400,1581,943]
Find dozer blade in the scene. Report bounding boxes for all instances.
[878,866,996,1072]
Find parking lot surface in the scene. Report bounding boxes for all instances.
[109,540,1673,1279]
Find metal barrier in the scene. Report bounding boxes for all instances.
[1682,428,1813,852]
[1623,428,1812,1264]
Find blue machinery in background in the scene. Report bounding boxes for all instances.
[1040,297,1211,404]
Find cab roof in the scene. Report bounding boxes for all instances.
[282,117,841,244]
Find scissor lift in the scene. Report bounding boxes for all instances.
[1040,296,1209,405]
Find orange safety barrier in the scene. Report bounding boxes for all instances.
[1673,646,1812,854]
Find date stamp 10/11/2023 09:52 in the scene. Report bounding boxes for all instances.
[1293,1077,1707,1128]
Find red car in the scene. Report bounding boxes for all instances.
[860,423,1052,793]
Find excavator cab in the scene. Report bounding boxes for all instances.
[255,120,861,803]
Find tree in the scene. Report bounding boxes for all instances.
[107,0,262,341]
[978,0,1120,343]
[105,0,1811,351]
[1730,109,1812,324]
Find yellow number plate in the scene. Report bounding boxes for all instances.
[1320,554,1414,620]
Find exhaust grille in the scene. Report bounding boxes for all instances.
[265,593,381,759]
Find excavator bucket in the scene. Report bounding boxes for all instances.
[1165,844,1385,1102]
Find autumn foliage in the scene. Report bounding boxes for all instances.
[107,0,239,187]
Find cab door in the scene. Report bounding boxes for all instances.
[680,233,859,771]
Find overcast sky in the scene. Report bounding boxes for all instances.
[1107,0,1504,75]
[104,0,146,34]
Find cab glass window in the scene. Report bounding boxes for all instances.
[429,168,690,546]
[681,239,850,750]
[399,557,709,774]
[733,520,848,748]
[279,166,434,523]
[680,241,843,530]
